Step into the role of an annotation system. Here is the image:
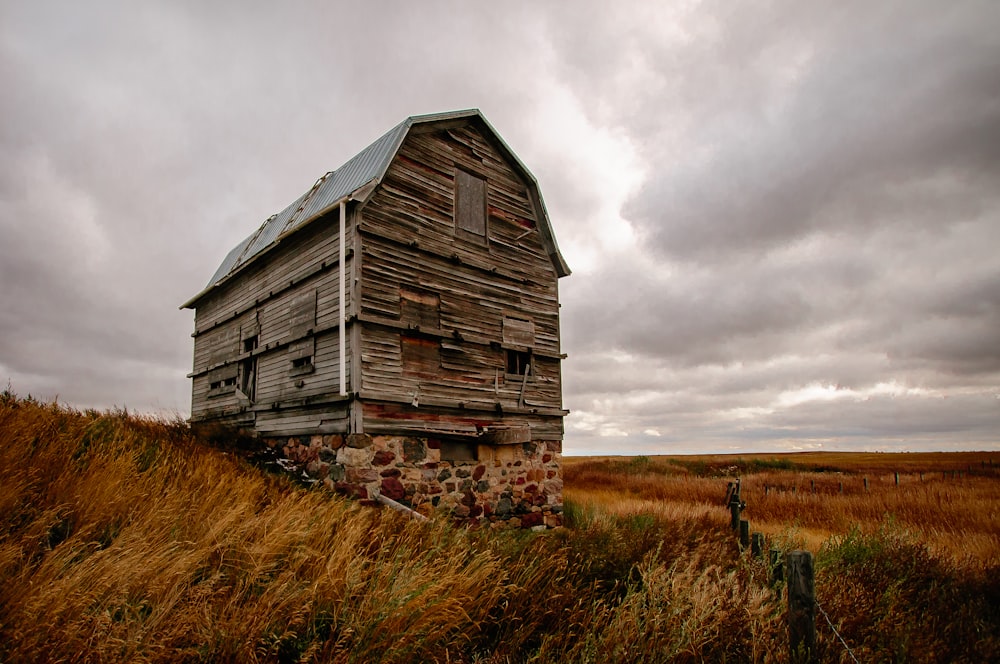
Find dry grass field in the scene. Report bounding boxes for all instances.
[2,392,998,663]
[564,452,1000,562]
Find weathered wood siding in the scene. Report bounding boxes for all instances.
[356,124,563,437]
[190,212,355,428]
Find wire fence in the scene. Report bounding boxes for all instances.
[723,477,863,662]
[816,598,860,664]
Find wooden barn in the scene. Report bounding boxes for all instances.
[182,110,570,526]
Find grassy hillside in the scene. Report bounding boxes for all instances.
[1,392,998,662]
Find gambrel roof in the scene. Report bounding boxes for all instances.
[182,109,569,309]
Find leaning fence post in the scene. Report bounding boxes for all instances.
[786,550,816,663]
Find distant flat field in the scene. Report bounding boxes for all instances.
[562,451,1000,562]
[564,450,998,473]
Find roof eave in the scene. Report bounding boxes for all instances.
[179,180,380,310]
[183,109,570,310]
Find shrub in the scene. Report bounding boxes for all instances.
[816,525,1000,663]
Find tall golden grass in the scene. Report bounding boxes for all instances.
[565,453,1000,662]
[564,453,1000,562]
[2,392,998,662]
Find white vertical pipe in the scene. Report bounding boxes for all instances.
[339,201,346,395]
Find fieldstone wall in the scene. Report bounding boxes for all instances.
[263,434,563,528]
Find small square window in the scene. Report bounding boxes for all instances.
[208,374,237,397]
[505,349,531,376]
[243,335,258,353]
[290,355,314,376]
[440,440,477,462]
[288,338,315,376]
[502,316,535,347]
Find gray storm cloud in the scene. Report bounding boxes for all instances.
[1,0,997,453]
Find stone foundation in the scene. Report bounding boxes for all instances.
[263,434,563,528]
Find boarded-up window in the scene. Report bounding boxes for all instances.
[209,325,240,365]
[502,316,535,348]
[401,333,440,378]
[400,287,440,330]
[288,338,315,376]
[455,170,487,239]
[207,364,239,397]
[287,289,317,339]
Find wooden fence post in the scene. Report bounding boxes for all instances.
[751,532,764,558]
[863,477,868,491]
[728,479,743,530]
[786,550,816,663]
[769,548,783,586]
[739,519,750,549]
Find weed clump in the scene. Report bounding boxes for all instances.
[816,526,1000,663]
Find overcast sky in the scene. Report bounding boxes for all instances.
[2,1,998,455]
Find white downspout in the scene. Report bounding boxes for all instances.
[339,200,347,396]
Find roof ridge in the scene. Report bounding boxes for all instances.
[182,109,567,310]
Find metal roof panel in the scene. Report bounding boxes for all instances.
[184,109,569,309]
[292,120,409,230]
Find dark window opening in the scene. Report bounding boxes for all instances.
[440,440,478,462]
[288,338,315,377]
[505,349,531,376]
[240,335,259,402]
[243,335,258,354]
[210,376,237,390]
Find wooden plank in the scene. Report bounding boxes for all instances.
[502,316,535,348]
[455,169,487,237]
[478,426,531,445]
